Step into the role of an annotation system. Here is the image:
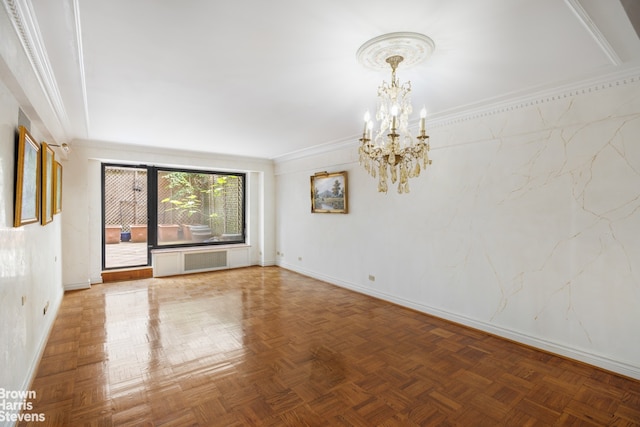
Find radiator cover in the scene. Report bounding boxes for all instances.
[152,247,250,277]
[183,250,227,272]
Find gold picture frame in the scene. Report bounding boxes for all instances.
[54,161,62,214]
[41,142,55,225]
[13,126,40,227]
[311,171,348,214]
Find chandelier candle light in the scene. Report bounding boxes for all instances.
[357,32,434,194]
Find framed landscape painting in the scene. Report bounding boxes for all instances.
[41,142,55,225]
[311,171,348,214]
[13,126,40,227]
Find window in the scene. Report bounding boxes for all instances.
[155,168,245,246]
[102,164,246,270]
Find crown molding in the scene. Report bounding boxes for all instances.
[274,63,640,165]
[2,0,70,139]
[271,136,356,163]
[72,0,90,135]
[564,0,622,65]
[427,63,640,129]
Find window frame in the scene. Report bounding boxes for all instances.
[102,163,151,270]
[151,166,247,249]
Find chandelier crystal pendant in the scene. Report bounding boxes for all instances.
[356,32,434,194]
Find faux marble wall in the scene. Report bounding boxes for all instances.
[275,77,640,378]
[0,75,63,404]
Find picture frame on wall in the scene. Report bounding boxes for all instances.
[41,142,55,225]
[13,126,40,227]
[311,171,348,214]
[54,161,62,214]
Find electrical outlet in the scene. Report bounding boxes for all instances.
[368,275,376,282]
[21,296,26,306]
[298,256,302,261]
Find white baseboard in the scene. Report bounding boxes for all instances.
[64,280,91,291]
[280,263,640,381]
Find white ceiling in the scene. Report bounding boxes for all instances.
[18,0,640,159]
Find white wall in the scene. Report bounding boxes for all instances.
[61,141,276,288]
[275,75,640,379]
[0,25,64,427]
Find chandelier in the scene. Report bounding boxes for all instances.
[357,32,434,194]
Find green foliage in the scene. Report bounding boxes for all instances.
[159,172,228,224]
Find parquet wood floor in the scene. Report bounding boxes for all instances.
[19,266,640,426]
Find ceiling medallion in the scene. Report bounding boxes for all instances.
[357,32,435,194]
[356,32,435,72]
